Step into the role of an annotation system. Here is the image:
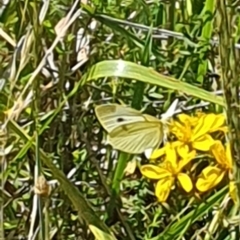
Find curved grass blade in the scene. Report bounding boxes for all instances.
[82,60,224,107]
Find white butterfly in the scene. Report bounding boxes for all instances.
[95,100,179,154]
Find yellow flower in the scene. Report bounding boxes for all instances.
[196,166,225,192]
[196,141,237,202]
[169,113,225,152]
[141,146,195,202]
[150,113,225,160]
[211,141,232,170]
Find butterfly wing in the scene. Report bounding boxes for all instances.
[95,104,147,133]
[107,121,163,154]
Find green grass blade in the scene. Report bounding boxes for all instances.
[82,60,225,107]
[196,0,216,83]
[150,186,228,240]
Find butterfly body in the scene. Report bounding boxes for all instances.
[95,104,163,154]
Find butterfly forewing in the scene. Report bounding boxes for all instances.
[95,104,148,133]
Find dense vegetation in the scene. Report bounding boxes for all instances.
[1,0,240,239]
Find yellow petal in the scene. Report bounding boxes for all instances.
[196,166,225,192]
[150,147,166,159]
[187,150,196,160]
[211,141,225,160]
[177,173,193,192]
[192,114,218,140]
[226,143,233,169]
[178,114,192,124]
[208,114,226,133]
[150,142,174,159]
[155,178,173,202]
[211,141,231,169]
[229,181,237,204]
[217,126,228,133]
[141,165,171,179]
[178,150,196,170]
[171,141,183,148]
[177,145,190,159]
[192,135,215,151]
[166,146,178,168]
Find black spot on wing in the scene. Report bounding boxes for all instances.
[117,118,125,122]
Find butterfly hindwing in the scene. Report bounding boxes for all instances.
[108,121,163,154]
